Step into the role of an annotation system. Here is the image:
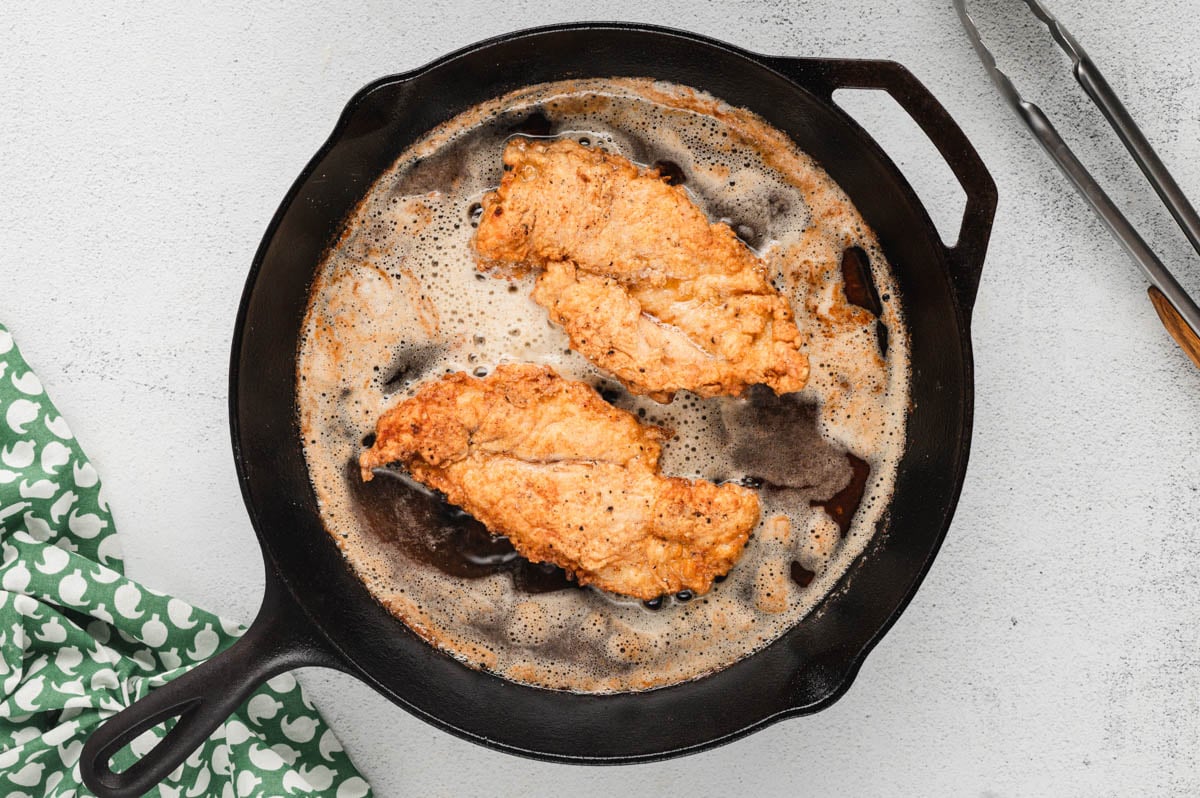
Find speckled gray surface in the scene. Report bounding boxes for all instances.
[4,1,1200,795]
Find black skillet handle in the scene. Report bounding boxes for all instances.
[763,56,999,321]
[80,558,344,798]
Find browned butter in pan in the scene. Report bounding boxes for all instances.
[298,78,909,693]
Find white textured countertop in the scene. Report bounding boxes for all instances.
[4,1,1200,795]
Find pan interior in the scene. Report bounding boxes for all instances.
[296,77,910,693]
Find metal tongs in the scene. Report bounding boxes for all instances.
[955,0,1200,368]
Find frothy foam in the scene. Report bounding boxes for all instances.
[297,78,910,692]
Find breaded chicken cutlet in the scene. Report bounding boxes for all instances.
[473,137,809,402]
[359,364,760,599]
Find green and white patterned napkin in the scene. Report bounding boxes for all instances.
[0,322,372,797]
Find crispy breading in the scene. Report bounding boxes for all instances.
[473,138,809,402]
[360,364,759,599]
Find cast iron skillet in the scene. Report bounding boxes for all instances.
[82,23,996,797]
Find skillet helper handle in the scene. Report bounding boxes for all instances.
[764,56,998,319]
[80,562,341,798]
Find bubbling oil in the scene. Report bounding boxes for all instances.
[297,78,910,692]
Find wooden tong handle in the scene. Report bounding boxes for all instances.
[1149,286,1200,369]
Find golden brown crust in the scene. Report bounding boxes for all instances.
[359,364,760,599]
[473,138,809,402]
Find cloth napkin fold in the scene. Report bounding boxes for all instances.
[0,322,372,797]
